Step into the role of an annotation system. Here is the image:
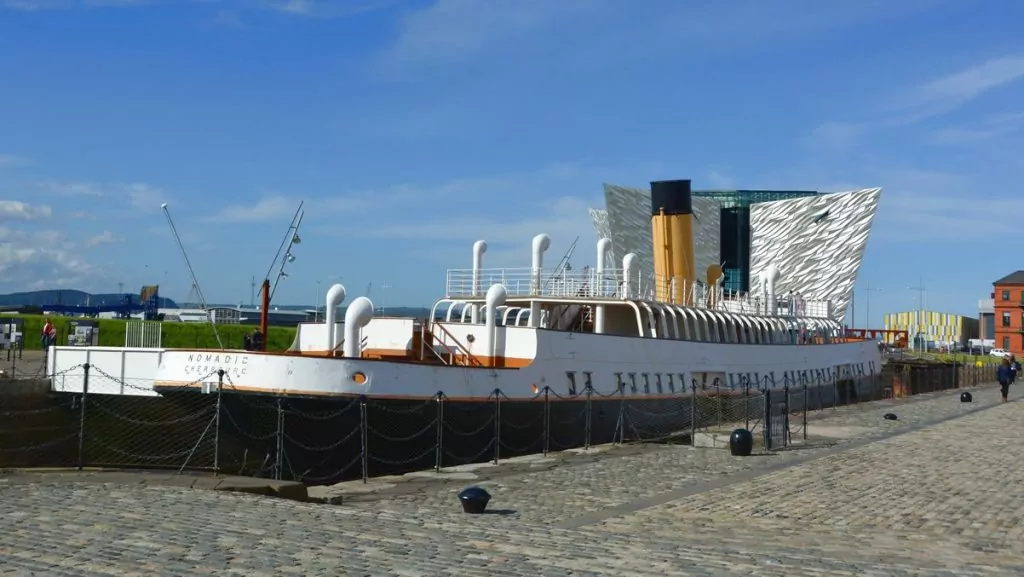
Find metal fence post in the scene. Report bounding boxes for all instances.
[434,391,444,473]
[274,397,284,481]
[782,384,790,447]
[359,396,368,483]
[690,381,697,443]
[763,387,772,450]
[543,386,551,455]
[744,378,750,431]
[715,378,722,427]
[493,388,501,465]
[802,382,808,440]
[832,372,838,410]
[584,384,593,450]
[76,363,90,471]
[214,369,224,475]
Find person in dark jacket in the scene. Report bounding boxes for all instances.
[997,358,1013,403]
[1010,354,1020,383]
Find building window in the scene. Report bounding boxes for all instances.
[1003,336,1011,349]
[1003,290,1010,301]
[1003,312,1012,327]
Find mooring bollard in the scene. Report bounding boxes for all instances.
[457,486,491,514]
[960,391,972,403]
[729,428,753,457]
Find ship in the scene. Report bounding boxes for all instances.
[46,179,886,483]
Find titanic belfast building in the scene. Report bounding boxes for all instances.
[588,182,881,323]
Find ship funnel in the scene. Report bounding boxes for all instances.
[471,240,488,324]
[529,233,551,328]
[706,264,723,307]
[343,296,374,358]
[622,252,638,299]
[484,283,508,367]
[595,238,612,334]
[650,179,695,304]
[761,264,780,315]
[324,283,347,353]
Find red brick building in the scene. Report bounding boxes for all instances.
[994,271,1024,355]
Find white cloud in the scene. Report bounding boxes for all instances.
[377,0,606,72]
[865,168,1018,242]
[33,180,105,197]
[0,200,52,220]
[2,0,65,10]
[260,0,396,17]
[896,55,1024,122]
[0,203,98,291]
[86,230,121,247]
[125,183,167,211]
[0,154,29,167]
[208,196,304,223]
[30,179,169,215]
[930,111,1024,145]
[804,121,864,151]
[807,54,1024,147]
[316,164,620,268]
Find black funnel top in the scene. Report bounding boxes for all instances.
[650,179,693,216]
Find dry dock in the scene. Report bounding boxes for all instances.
[1,383,1022,575]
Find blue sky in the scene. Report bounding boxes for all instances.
[0,0,1022,328]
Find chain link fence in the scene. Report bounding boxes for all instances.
[0,359,998,483]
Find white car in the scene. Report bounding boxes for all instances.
[990,348,1011,358]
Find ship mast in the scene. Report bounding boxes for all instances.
[161,203,225,349]
[256,202,305,351]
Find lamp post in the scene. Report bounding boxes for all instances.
[864,284,882,330]
[907,278,927,352]
[379,282,392,316]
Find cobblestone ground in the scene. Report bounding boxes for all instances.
[340,383,1007,526]
[1,384,1021,575]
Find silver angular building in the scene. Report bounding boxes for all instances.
[589,183,881,322]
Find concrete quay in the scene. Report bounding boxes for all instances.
[1,383,1022,575]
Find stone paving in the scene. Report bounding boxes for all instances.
[1,383,1022,575]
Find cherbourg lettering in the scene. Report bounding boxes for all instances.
[182,353,249,378]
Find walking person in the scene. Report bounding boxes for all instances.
[998,357,1013,403]
[1010,354,1020,383]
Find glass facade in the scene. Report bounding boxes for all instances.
[692,190,819,293]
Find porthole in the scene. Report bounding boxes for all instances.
[352,372,367,384]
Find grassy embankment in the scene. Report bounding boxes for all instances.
[1,314,297,351]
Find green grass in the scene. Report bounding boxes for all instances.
[1,314,297,351]
[899,351,1007,365]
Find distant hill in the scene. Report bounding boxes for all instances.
[0,291,432,317]
[0,290,178,308]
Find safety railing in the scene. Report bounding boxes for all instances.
[0,361,996,484]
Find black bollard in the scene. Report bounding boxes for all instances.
[729,428,753,456]
[457,486,491,514]
[883,413,898,421]
[960,391,972,403]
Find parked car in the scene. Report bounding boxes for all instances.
[990,348,1011,358]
